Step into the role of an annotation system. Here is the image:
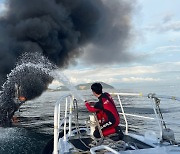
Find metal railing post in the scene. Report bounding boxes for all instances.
[54,102,59,154]
[58,103,61,129]
[150,98,163,140]
[117,94,128,134]
[68,96,73,136]
[54,94,73,154]
[64,97,68,141]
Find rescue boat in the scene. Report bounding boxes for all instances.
[43,92,180,154]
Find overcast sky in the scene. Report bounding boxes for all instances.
[1,0,180,89]
[63,0,180,88]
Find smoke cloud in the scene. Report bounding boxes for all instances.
[0,0,135,126]
[82,0,135,64]
[0,0,135,86]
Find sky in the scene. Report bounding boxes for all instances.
[63,0,180,89]
[0,0,5,16]
[0,0,180,90]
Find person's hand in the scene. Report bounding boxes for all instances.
[89,102,95,106]
[84,101,95,106]
[12,115,19,123]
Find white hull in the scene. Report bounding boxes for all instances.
[48,92,180,154]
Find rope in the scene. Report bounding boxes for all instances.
[93,113,104,145]
[73,99,92,150]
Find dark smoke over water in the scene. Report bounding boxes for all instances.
[0,0,135,125]
[0,53,54,126]
[0,0,135,86]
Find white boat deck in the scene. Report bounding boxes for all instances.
[52,92,180,154]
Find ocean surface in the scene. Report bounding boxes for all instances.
[0,84,180,154]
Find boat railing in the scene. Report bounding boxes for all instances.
[90,145,119,154]
[110,92,144,134]
[53,92,180,154]
[110,92,180,141]
[54,93,74,154]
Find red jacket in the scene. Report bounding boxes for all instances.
[85,93,119,126]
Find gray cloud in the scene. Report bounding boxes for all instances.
[163,13,173,23]
[144,21,180,32]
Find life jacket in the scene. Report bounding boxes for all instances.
[96,93,120,126]
[85,93,120,136]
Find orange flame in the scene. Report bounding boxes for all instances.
[19,96,26,101]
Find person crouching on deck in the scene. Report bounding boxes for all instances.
[85,83,123,139]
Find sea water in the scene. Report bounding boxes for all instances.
[0,54,179,153]
[0,53,86,154]
[0,84,180,154]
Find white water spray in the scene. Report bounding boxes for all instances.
[2,62,85,101]
[51,70,85,101]
[0,53,85,126]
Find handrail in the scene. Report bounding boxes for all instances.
[54,93,73,154]
[119,113,155,120]
[53,92,180,154]
[110,92,180,141]
[110,92,144,134]
[111,92,180,101]
[119,111,180,125]
[90,145,119,154]
[117,94,128,134]
[110,92,143,97]
[148,93,180,101]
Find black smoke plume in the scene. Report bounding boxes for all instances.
[0,0,134,126]
[0,0,134,86]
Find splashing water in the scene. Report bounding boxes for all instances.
[51,70,85,101]
[0,53,54,126]
[0,52,84,126]
[18,52,85,101]
[1,53,54,100]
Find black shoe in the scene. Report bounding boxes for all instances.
[115,126,124,140]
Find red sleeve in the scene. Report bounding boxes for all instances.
[85,102,99,112]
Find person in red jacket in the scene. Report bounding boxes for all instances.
[85,83,123,138]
